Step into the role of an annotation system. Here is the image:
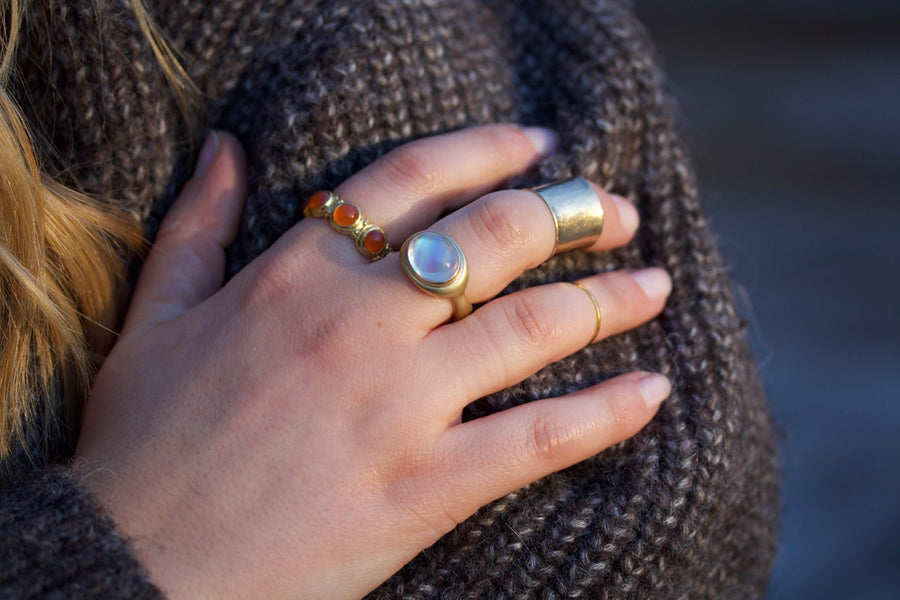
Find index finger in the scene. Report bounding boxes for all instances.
[332,124,556,245]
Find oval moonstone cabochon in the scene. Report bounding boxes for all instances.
[405,231,461,285]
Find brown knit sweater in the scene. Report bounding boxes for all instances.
[1,1,779,598]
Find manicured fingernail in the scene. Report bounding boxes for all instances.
[638,373,671,408]
[631,267,672,300]
[611,194,639,236]
[520,126,558,157]
[194,131,220,178]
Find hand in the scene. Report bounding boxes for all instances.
[75,125,672,600]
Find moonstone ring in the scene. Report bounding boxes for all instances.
[400,230,473,321]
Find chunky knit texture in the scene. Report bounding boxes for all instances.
[0,466,160,598]
[4,0,780,598]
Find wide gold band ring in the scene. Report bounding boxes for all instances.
[400,230,473,321]
[533,177,605,254]
[303,190,392,261]
[572,281,602,346]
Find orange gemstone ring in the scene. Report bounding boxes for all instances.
[303,191,392,260]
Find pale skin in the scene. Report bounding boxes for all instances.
[75,124,673,599]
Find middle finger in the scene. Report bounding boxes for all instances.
[421,182,638,304]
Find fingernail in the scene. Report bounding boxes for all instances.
[194,131,220,178]
[631,267,672,300]
[638,373,671,408]
[520,126,558,157]
[611,194,639,236]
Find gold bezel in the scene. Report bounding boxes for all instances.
[356,224,392,261]
[303,191,338,218]
[400,231,469,298]
[329,201,367,236]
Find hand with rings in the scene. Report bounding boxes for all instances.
[75,124,673,600]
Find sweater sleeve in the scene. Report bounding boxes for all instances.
[0,466,162,599]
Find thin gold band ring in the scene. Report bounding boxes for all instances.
[572,281,602,346]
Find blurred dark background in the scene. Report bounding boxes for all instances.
[635,1,900,598]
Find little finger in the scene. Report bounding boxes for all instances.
[431,371,670,525]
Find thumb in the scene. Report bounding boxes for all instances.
[122,131,248,337]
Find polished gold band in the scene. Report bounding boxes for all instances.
[534,178,605,254]
[303,190,392,261]
[572,281,602,346]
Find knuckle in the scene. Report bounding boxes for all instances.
[468,195,527,254]
[152,221,183,249]
[526,413,574,463]
[384,456,463,538]
[239,254,295,310]
[607,273,646,315]
[164,227,222,270]
[379,144,442,195]
[152,216,202,257]
[502,294,560,350]
[601,390,636,430]
[239,258,360,362]
[463,317,514,394]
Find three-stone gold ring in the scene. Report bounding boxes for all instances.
[304,190,392,261]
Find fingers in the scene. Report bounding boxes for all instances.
[360,175,640,331]
[424,268,671,412]
[279,123,640,327]
[426,185,639,302]
[122,131,248,337]
[433,371,670,522]
[575,182,639,252]
[334,124,556,245]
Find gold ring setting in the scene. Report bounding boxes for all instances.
[400,230,473,321]
[572,281,602,346]
[534,177,605,254]
[304,190,392,261]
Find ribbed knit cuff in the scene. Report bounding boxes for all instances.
[0,465,162,599]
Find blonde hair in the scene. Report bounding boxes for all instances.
[0,0,195,472]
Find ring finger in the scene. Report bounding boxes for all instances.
[423,268,672,416]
